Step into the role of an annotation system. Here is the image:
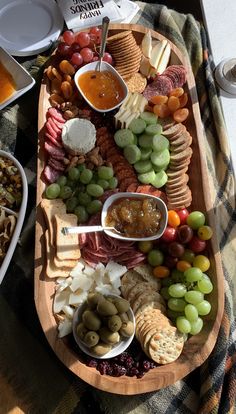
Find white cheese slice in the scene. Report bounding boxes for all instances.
[54,289,71,313]
[69,290,88,305]
[106,261,127,282]
[70,273,93,292]
[58,318,72,338]
[62,305,75,319]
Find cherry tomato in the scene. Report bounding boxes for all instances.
[192,255,210,272]
[197,225,213,240]
[153,266,170,278]
[188,236,206,253]
[168,210,181,227]
[176,260,192,272]
[176,208,189,224]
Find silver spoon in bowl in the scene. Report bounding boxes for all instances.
[97,16,110,72]
[61,225,116,235]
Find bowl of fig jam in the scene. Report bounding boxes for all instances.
[74,61,128,112]
[101,192,168,242]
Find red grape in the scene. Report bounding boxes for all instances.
[80,47,94,63]
[90,26,101,35]
[188,236,206,253]
[57,42,71,57]
[103,52,113,65]
[92,56,99,62]
[168,242,185,258]
[70,42,81,53]
[71,52,83,66]
[161,226,177,243]
[63,30,75,45]
[75,32,91,48]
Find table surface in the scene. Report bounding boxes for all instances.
[200,0,236,175]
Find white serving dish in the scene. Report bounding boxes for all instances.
[0,150,28,284]
[72,294,135,359]
[74,61,128,113]
[101,192,168,242]
[0,47,35,110]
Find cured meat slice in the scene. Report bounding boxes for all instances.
[143,76,172,100]
[44,141,65,160]
[48,157,65,172]
[45,133,63,148]
[43,165,61,183]
[48,107,65,123]
[47,116,62,135]
[46,121,59,139]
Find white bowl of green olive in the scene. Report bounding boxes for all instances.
[72,293,135,359]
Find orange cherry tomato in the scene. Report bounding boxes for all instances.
[153,266,170,278]
[168,210,181,227]
[176,260,192,272]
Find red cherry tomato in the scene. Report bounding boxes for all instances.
[176,208,189,224]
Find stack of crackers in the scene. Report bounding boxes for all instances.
[121,264,185,364]
[107,30,142,81]
[41,199,80,278]
[163,123,193,209]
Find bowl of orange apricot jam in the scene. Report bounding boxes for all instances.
[74,61,128,112]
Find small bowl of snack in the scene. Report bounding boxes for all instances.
[0,150,28,284]
[72,293,135,359]
[74,61,128,113]
[101,192,168,242]
[0,47,35,110]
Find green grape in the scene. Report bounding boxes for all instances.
[202,273,211,281]
[56,175,67,187]
[65,179,76,189]
[160,287,171,300]
[184,304,198,322]
[74,184,85,197]
[98,166,114,180]
[176,316,191,334]
[108,176,118,189]
[167,309,183,321]
[187,211,205,230]
[45,183,60,199]
[197,278,213,294]
[68,167,80,181]
[86,184,104,197]
[185,290,204,305]
[77,192,92,206]
[86,199,103,215]
[168,298,186,312]
[190,317,203,335]
[80,168,93,184]
[171,269,184,283]
[77,163,86,172]
[147,249,164,266]
[196,300,211,315]
[168,283,187,298]
[184,267,203,283]
[74,205,89,223]
[161,277,174,287]
[181,249,195,263]
[65,197,78,212]
[59,185,73,199]
[97,179,109,190]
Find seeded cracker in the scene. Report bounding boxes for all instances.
[125,73,147,93]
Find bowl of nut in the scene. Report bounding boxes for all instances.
[72,293,135,359]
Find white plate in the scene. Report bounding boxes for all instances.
[0,150,28,284]
[0,0,64,56]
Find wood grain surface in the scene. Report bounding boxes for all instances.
[34,24,224,395]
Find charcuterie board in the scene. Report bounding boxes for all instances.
[35,24,224,395]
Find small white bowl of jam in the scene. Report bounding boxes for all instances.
[0,47,35,110]
[74,61,128,113]
[101,192,168,242]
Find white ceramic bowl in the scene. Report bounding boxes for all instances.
[74,61,128,113]
[0,150,28,284]
[0,47,35,110]
[101,192,168,242]
[72,295,135,359]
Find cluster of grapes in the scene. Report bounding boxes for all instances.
[139,209,214,336]
[45,164,118,223]
[57,28,113,69]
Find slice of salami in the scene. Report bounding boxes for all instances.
[43,165,60,183]
[44,141,65,160]
[45,132,63,148]
[51,116,65,129]
[48,107,65,123]
[143,75,173,100]
[47,116,62,135]
[46,121,59,139]
[48,156,65,172]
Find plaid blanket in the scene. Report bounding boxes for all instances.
[0,3,235,413]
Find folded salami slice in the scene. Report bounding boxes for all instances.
[43,165,61,183]
[48,157,65,172]
[44,142,65,160]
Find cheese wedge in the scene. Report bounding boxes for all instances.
[141,30,152,59]
[150,40,168,70]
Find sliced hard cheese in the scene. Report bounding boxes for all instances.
[141,30,152,59]
[150,40,168,70]
[156,42,171,74]
[54,213,81,261]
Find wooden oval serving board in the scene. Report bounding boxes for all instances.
[35,24,224,395]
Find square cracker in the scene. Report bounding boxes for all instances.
[54,213,81,261]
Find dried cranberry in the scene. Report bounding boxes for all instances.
[98,361,109,375]
[124,356,134,369]
[127,367,139,377]
[87,359,98,368]
[142,361,151,371]
[136,371,145,379]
